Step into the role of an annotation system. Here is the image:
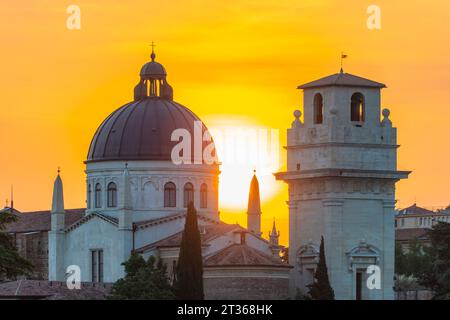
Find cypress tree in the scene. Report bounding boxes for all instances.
[175,202,204,299]
[307,236,335,300]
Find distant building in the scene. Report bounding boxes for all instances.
[1,207,83,280]
[395,204,450,249]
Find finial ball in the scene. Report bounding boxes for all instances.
[382,108,390,118]
[293,110,302,118]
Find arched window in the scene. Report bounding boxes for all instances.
[351,93,365,122]
[164,182,176,207]
[200,183,208,209]
[95,183,102,208]
[88,184,92,209]
[107,182,117,208]
[183,183,194,208]
[313,93,324,124]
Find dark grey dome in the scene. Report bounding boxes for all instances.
[140,61,166,78]
[87,97,214,163]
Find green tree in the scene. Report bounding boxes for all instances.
[418,222,450,299]
[175,202,204,300]
[395,239,432,279]
[307,236,335,300]
[109,253,175,300]
[0,210,34,280]
[395,242,407,275]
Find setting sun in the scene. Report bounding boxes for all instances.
[205,116,282,212]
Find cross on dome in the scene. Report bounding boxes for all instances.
[150,41,156,61]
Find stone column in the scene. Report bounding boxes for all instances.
[382,198,396,300]
[323,199,345,299]
[287,200,299,297]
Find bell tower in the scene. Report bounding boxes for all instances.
[276,71,410,300]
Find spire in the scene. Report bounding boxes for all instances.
[122,163,131,210]
[51,170,65,214]
[269,218,280,246]
[118,162,133,231]
[247,171,261,216]
[271,219,277,235]
[247,171,261,235]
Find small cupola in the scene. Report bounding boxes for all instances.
[134,43,173,101]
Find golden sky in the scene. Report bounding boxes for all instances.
[1,0,450,245]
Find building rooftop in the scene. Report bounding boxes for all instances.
[395,228,429,242]
[397,204,436,216]
[3,209,85,233]
[135,222,243,252]
[204,244,290,268]
[298,71,386,90]
[0,280,111,300]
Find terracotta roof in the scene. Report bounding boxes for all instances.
[397,204,435,216]
[135,222,242,253]
[396,228,429,242]
[3,209,84,233]
[0,207,21,215]
[204,244,290,268]
[0,280,111,300]
[298,72,386,89]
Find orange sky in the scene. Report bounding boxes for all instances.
[1,0,450,245]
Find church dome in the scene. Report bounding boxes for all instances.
[139,48,167,78]
[140,61,166,78]
[87,50,215,163]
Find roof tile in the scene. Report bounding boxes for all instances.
[298,72,386,89]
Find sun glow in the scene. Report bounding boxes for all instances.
[205,116,283,214]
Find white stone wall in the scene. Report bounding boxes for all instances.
[85,160,219,222]
[62,217,123,282]
[395,214,450,229]
[280,83,407,300]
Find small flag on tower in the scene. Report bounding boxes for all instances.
[340,52,348,73]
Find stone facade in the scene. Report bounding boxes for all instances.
[85,160,219,222]
[3,208,84,281]
[203,268,290,300]
[276,72,410,300]
[395,204,450,229]
[13,231,48,280]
